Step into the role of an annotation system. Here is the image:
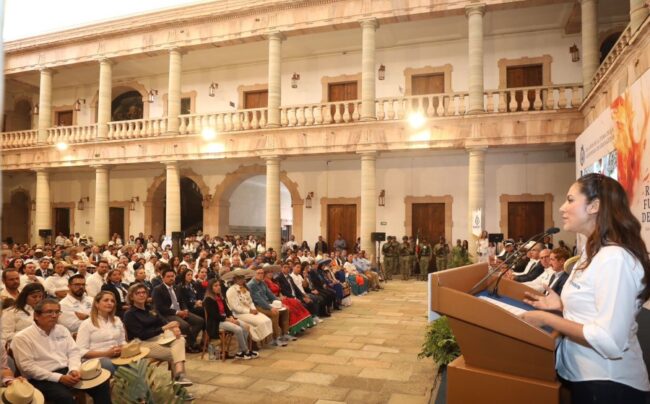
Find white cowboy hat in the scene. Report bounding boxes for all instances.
[73,359,111,390]
[0,379,45,404]
[157,329,176,346]
[111,340,150,366]
[271,300,286,311]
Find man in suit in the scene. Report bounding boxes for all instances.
[152,265,204,352]
[277,263,321,322]
[513,243,545,282]
[314,236,329,256]
[546,248,570,295]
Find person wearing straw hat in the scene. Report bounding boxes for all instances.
[76,291,129,374]
[123,283,193,386]
[225,273,274,345]
[0,379,45,404]
[11,298,112,404]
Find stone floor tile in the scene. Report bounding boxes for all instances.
[305,354,349,365]
[331,375,386,391]
[312,364,364,377]
[358,367,412,382]
[387,393,429,404]
[192,361,252,374]
[349,358,392,369]
[242,366,295,381]
[287,371,339,386]
[247,378,294,393]
[270,359,317,371]
[323,340,364,349]
[344,389,392,404]
[207,374,257,389]
[361,344,400,353]
[186,383,218,398]
[332,349,380,359]
[287,384,350,401]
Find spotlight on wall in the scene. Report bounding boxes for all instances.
[209,82,219,97]
[147,89,158,103]
[291,73,300,89]
[407,112,426,129]
[305,192,314,209]
[129,196,140,211]
[378,64,386,81]
[77,196,90,211]
[201,127,217,141]
[56,142,69,151]
[33,105,39,115]
[570,44,580,63]
[74,98,86,112]
[378,189,386,207]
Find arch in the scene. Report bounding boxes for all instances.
[89,80,150,123]
[599,30,623,64]
[143,168,211,238]
[211,164,304,242]
[2,188,31,244]
[12,98,33,131]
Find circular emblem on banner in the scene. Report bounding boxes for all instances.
[579,145,586,167]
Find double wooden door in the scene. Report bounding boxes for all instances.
[411,73,445,111]
[109,207,125,239]
[53,208,70,237]
[328,81,358,118]
[327,204,356,253]
[412,203,445,272]
[507,202,544,241]
[506,65,543,111]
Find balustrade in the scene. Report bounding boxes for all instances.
[46,124,97,144]
[1,129,37,149]
[107,118,167,140]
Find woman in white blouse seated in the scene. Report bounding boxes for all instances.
[1,283,44,346]
[523,173,650,403]
[76,291,125,374]
[225,274,273,344]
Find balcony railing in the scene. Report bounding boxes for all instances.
[590,25,632,91]
[1,84,582,149]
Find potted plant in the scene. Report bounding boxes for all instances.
[418,315,460,404]
[111,359,194,403]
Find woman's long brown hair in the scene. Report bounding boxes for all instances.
[577,173,650,301]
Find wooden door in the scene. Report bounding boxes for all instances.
[412,203,445,272]
[507,202,544,241]
[327,204,356,253]
[109,207,125,240]
[244,90,268,109]
[53,208,70,237]
[2,192,30,244]
[328,81,358,118]
[56,110,73,126]
[506,65,543,111]
[411,73,445,111]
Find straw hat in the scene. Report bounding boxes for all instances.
[73,359,111,390]
[111,341,150,365]
[220,268,256,282]
[157,329,176,346]
[271,300,285,310]
[263,265,282,273]
[0,379,44,404]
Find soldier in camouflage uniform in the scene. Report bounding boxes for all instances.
[399,236,413,280]
[381,236,399,280]
[418,239,433,275]
[434,236,450,271]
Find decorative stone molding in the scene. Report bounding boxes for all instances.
[237,83,268,109]
[162,90,197,116]
[497,55,553,89]
[320,73,362,103]
[50,104,77,127]
[319,197,361,239]
[499,193,554,238]
[210,164,303,241]
[51,202,76,233]
[109,200,132,238]
[404,195,453,242]
[403,64,453,95]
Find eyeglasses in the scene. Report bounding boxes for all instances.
[134,291,147,295]
[38,310,62,316]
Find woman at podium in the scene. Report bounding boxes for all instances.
[522,173,650,403]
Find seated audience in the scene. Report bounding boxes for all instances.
[59,274,93,334]
[43,261,69,299]
[177,268,203,317]
[0,268,21,302]
[20,262,44,288]
[225,274,274,345]
[2,283,45,345]
[278,263,321,323]
[203,279,258,360]
[263,266,314,334]
[525,248,570,295]
[86,260,109,298]
[101,269,129,318]
[11,298,112,404]
[248,268,294,344]
[123,284,193,386]
[291,262,329,317]
[76,291,126,374]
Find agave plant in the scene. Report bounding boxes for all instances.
[112,359,193,404]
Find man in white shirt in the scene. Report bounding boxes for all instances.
[523,249,552,293]
[11,298,111,404]
[0,269,21,301]
[58,274,92,334]
[43,262,69,299]
[86,260,109,298]
[20,262,44,288]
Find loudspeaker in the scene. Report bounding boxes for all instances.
[488,233,504,243]
[371,232,386,242]
[171,231,185,240]
[38,229,52,238]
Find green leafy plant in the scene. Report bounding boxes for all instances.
[111,359,193,404]
[418,316,461,368]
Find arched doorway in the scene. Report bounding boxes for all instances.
[2,189,30,244]
[600,32,622,64]
[111,90,144,121]
[181,177,204,235]
[10,99,33,131]
[228,175,292,238]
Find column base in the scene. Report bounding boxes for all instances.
[164,131,180,136]
[360,117,377,122]
[265,123,281,128]
[465,109,486,115]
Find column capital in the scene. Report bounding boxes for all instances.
[266,31,286,41]
[167,46,187,56]
[357,150,378,159]
[38,68,55,75]
[465,3,485,17]
[90,164,110,171]
[359,18,379,30]
[32,167,49,174]
[579,0,597,5]
[261,155,282,163]
[96,57,115,66]
[465,145,488,153]
[164,160,179,168]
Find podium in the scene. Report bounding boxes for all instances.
[430,262,562,404]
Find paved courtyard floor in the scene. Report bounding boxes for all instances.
[185,279,435,404]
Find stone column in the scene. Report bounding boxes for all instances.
[467,147,486,247]
[265,156,281,252]
[360,151,377,256]
[93,166,110,244]
[267,32,284,128]
[167,48,182,134]
[581,0,599,93]
[165,161,181,235]
[37,69,53,144]
[630,0,649,34]
[360,18,378,121]
[465,3,485,114]
[34,169,51,243]
[97,59,112,140]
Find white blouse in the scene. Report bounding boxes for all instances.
[1,306,35,344]
[557,246,650,391]
[76,316,126,357]
[225,284,256,315]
